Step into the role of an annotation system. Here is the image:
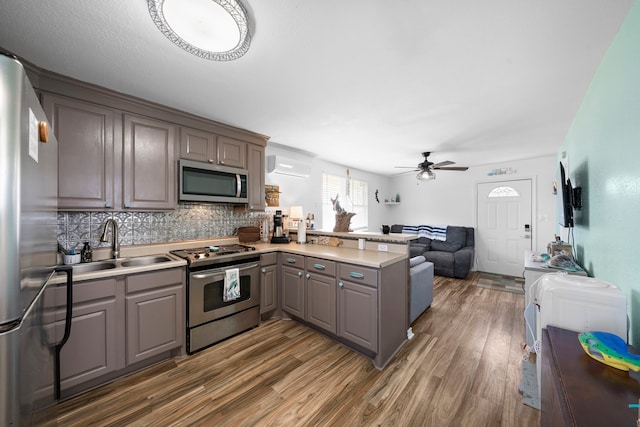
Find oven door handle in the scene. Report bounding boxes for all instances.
[191,262,260,280]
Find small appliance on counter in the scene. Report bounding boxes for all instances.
[270,210,290,244]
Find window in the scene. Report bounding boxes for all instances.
[322,173,368,230]
[487,186,519,198]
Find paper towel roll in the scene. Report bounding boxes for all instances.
[297,221,306,243]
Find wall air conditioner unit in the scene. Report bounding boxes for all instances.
[266,155,311,178]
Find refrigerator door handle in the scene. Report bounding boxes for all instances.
[53,265,73,400]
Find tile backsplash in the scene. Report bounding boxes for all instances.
[58,203,268,252]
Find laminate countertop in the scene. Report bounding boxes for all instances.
[56,238,408,283]
[252,241,408,268]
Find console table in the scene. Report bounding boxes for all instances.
[541,326,640,426]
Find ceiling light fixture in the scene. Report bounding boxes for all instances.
[417,169,436,181]
[148,0,251,61]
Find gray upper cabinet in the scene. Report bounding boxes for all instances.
[43,94,116,210]
[179,126,216,163]
[247,143,266,211]
[217,136,246,168]
[123,114,177,210]
[37,69,268,211]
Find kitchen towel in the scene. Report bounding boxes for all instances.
[223,268,240,302]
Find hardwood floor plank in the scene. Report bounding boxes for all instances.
[54,273,540,426]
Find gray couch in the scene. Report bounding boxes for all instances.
[402,225,475,279]
[409,256,433,323]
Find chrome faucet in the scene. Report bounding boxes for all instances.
[100,219,120,259]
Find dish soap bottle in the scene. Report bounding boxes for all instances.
[81,241,93,263]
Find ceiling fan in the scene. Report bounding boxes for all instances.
[395,152,469,181]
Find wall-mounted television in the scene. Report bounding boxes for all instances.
[558,161,574,228]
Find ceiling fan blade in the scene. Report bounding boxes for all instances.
[394,166,419,169]
[433,166,469,171]
[432,160,455,168]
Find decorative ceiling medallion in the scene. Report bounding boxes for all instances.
[148,0,251,61]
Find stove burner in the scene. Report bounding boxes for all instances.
[170,244,257,266]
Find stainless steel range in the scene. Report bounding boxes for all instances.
[171,244,260,354]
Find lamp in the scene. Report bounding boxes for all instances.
[289,206,304,227]
[148,0,251,61]
[289,206,306,244]
[417,169,436,181]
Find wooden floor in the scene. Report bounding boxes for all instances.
[55,272,540,426]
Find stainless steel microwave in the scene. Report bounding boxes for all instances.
[179,159,248,203]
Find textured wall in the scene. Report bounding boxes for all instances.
[559,2,640,345]
[58,203,269,252]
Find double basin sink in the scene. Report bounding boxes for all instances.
[71,254,176,274]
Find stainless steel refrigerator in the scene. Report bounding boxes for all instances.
[0,51,72,426]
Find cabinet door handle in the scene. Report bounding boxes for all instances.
[208,159,214,163]
[297,271,302,277]
[261,268,266,273]
[349,272,365,279]
[313,263,326,270]
[105,201,113,208]
[305,273,311,279]
[124,201,131,209]
[286,258,296,263]
[338,281,344,288]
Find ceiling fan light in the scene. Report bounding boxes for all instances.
[417,170,436,181]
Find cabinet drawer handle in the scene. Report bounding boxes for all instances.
[286,258,296,263]
[338,281,344,288]
[349,272,365,279]
[313,263,326,270]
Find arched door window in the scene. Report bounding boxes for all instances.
[487,186,519,198]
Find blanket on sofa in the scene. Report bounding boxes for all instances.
[402,225,447,241]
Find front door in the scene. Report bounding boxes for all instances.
[476,179,532,277]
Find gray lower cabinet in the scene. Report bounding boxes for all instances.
[260,253,278,314]
[337,279,378,352]
[125,268,184,365]
[305,258,337,334]
[58,277,124,392]
[58,267,185,396]
[279,255,407,369]
[281,253,305,318]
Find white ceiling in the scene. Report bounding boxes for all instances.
[0,1,633,175]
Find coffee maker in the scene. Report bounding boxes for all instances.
[270,210,290,243]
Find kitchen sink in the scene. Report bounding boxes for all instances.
[119,255,173,267]
[72,261,118,273]
[70,254,175,274]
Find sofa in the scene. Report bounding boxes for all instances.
[409,256,434,323]
[399,225,475,279]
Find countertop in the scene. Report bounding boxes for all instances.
[252,241,407,268]
[290,229,418,243]
[59,237,408,283]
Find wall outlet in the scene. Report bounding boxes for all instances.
[378,244,388,252]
